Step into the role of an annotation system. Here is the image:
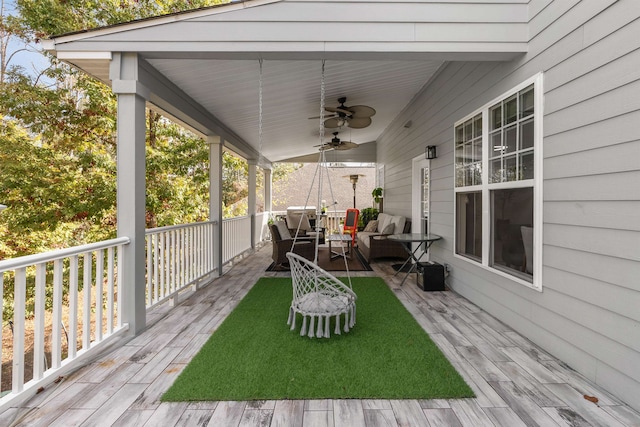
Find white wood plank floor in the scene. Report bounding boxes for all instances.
[3,245,640,427]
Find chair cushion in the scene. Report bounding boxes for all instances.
[377,213,392,233]
[363,220,378,232]
[390,216,406,235]
[275,220,291,240]
[381,222,395,234]
[287,211,311,231]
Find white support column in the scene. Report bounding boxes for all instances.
[111,53,149,335]
[248,160,257,249]
[209,135,224,275]
[264,167,272,216]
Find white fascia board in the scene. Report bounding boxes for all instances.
[46,0,283,46]
[56,51,112,60]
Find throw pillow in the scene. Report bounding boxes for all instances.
[381,222,395,234]
[275,220,291,240]
[363,220,378,232]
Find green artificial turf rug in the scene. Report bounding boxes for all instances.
[162,277,474,401]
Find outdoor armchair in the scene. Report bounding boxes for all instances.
[269,222,315,267]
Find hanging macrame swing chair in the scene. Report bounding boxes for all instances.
[258,60,356,338]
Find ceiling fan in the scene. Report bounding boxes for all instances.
[309,97,376,129]
[317,132,358,151]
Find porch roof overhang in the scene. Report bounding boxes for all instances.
[42,0,528,165]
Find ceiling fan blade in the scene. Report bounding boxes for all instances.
[324,117,343,128]
[309,114,337,120]
[348,105,376,118]
[347,117,372,129]
[325,106,353,116]
[334,141,358,150]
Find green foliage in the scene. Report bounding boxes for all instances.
[17,0,230,38]
[372,187,383,203]
[359,207,379,228]
[0,0,297,323]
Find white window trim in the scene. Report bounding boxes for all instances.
[453,73,544,291]
[412,155,431,259]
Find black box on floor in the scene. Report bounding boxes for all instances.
[417,262,445,291]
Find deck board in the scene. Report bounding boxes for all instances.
[6,244,640,427]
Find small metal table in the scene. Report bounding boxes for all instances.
[388,233,443,286]
[327,234,352,260]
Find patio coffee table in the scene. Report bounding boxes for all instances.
[327,234,352,260]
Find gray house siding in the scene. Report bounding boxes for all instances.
[377,0,640,411]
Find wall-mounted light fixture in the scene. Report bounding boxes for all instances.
[426,145,437,160]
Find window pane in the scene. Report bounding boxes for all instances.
[490,104,501,130]
[505,95,517,125]
[474,115,483,138]
[505,124,517,153]
[455,166,465,187]
[472,139,483,162]
[490,158,502,183]
[464,120,472,142]
[520,85,534,118]
[520,152,534,180]
[520,118,534,150]
[463,143,472,164]
[455,125,464,144]
[504,155,517,182]
[456,192,482,261]
[472,163,482,186]
[491,188,533,281]
[490,131,503,157]
[455,145,464,164]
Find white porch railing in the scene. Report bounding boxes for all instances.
[254,212,268,244]
[271,210,347,235]
[0,217,266,411]
[222,216,252,264]
[145,221,217,309]
[0,237,130,411]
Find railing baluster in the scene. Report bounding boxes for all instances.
[117,244,123,329]
[12,268,26,392]
[95,249,104,342]
[68,256,78,358]
[153,234,159,304]
[0,272,3,388]
[107,247,114,335]
[83,253,92,350]
[146,235,152,307]
[172,229,177,293]
[33,263,47,380]
[52,259,63,368]
[159,233,165,299]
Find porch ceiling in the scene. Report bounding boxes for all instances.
[145,57,443,163]
[44,0,529,165]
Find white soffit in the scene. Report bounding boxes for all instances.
[147,58,443,162]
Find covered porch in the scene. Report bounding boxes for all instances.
[3,247,640,426]
[2,0,640,421]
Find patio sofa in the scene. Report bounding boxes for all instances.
[356,213,411,263]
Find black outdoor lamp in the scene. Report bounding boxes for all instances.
[426,145,437,160]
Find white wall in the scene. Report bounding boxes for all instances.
[377,0,640,411]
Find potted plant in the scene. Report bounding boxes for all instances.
[359,207,379,230]
[372,187,383,212]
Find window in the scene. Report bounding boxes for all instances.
[454,75,542,290]
[421,166,430,234]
